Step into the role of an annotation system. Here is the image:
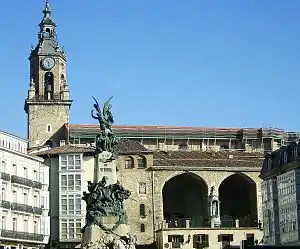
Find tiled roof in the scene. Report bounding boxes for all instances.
[68,123,291,140]
[115,140,150,154]
[33,139,150,157]
[33,145,95,156]
[153,150,264,168]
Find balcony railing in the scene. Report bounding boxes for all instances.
[0,200,10,209]
[33,207,43,215]
[11,175,33,187]
[32,181,42,189]
[1,172,10,181]
[11,203,33,213]
[1,229,44,242]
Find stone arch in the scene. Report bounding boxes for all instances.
[162,172,209,228]
[218,173,258,227]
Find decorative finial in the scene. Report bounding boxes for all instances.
[43,0,52,17]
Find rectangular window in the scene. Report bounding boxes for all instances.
[33,170,38,181]
[23,167,28,178]
[23,193,28,205]
[34,195,38,207]
[1,216,6,230]
[13,164,17,175]
[61,220,68,239]
[61,174,81,192]
[12,190,17,203]
[12,218,17,231]
[1,161,6,173]
[68,175,74,191]
[41,219,45,234]
[24,219,28,233]
[60,219,82,240]
[61,194,82,215]
[40,172,45,183]
[60,155,82,170]
[138,182,147,194]
[33,221,38,233]
[1,187,6,201]
[193,234,209,248]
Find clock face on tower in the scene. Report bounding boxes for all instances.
[42,57,55,70]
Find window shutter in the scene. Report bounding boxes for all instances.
[168,235,172,242]
[229,234,233,241]
[180,235,184,243]
[193,235,197,248]
[218,234,222,242]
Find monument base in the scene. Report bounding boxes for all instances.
[81,216,131,249]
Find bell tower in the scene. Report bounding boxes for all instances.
[25,1,72,148]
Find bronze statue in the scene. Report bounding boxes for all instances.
[82,176,131,232]
[91,96,119,154]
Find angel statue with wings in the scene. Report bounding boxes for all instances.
[91,96,119,154]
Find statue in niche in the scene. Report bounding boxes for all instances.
[212,201,218,217]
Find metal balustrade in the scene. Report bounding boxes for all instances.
[1,229,44,242]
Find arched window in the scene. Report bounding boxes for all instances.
[125,156,134,169]
[44,72,54,99]
[45,140,54,148]
[137,156,147,168]
[139,204,145,216]
[140,223,145,233]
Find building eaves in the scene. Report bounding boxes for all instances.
[32,139,150,157]
[152,150,263,169]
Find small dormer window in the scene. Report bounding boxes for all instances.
[125,157,134,169]
[137,156,147,168]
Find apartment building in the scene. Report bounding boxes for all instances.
[260,141,300,246]
[0,131,50,249]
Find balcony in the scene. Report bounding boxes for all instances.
[1,172,10,181]
[32,181,42,189]
[0,200,10,209]
[1,230,44,242]
[33,207,43,215]
[11,175,33,188]
[11,203,33,213]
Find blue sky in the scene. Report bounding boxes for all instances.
[1,0,300,138]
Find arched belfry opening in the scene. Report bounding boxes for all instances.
[44,72,54,99]
[162,173,208,228]
[219,174,258,227]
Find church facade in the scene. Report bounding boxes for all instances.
[23,2,300,249]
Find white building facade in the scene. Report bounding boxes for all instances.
[0,131,50,249]
[260,141,300,246]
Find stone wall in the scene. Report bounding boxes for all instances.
[27,103,70,147]
[116,153,263,246]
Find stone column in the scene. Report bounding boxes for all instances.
[94,151,117,185]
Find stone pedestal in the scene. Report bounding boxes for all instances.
[82,221,129,249]
[94,151,117,185]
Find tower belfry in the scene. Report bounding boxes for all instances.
[25,1,72,148]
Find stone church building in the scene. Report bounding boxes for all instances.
[23,2,300,249]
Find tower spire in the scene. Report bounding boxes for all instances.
[43,0,52,18]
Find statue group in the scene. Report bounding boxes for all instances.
[82,176,131,232]
[81,97,136,249]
